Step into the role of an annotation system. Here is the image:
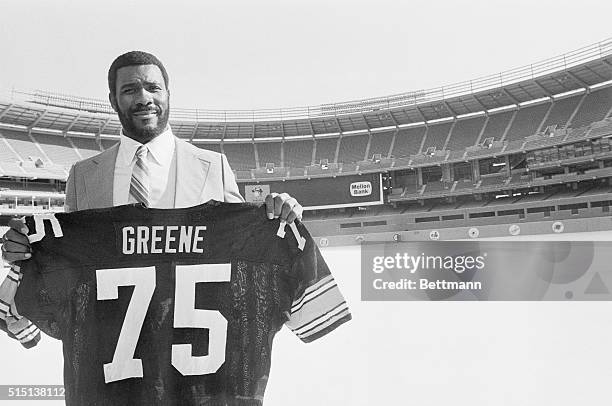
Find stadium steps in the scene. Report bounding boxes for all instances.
[563,126,589,142]
[70,136,102,159]
[0,136,23,162]
[337,134,369,164]
[255,142,282,167]
[474,115,490,146]
[363,134,372,161]
[481,110,514,142]
[0,131,41,162]
[24,132,54,163]
[283,139,314,168]
[535,102,554,134]
[0,161,28,177]
[314,137,339,164]
[568,87,612,128]
[563,92,587,130]
[417,127,429,154]
[66,137,84,161]
[587,118,612,138]
[223,143,256,171]
[499,109,518,142]
[421,122,452,151]
[504,102,550,142]
[445,115,486,151]
[542,94,582,130]
[392,127,426,158]
[31,132,81,166]
[367,130,394,159]
[522,133,567,150]
[441,120,457,151]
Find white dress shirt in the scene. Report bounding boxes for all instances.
[113,127,177,208]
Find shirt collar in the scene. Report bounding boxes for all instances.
[117,126,175,166]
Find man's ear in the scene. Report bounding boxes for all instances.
[109,92,118,112]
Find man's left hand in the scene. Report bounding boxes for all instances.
[264,193,303,224]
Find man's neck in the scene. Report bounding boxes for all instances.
[122,132,158,144]
[122,126,170,144]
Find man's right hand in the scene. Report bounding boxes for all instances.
[1,218,32,263]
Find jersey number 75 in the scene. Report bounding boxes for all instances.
[96,264,230,384]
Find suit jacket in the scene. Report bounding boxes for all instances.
[64,137,244,213]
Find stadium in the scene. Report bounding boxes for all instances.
[2,9,612,402]
[1,38,611,245]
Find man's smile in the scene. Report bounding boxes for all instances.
[132,110,159,119]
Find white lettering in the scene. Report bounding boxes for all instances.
[123,227,135,254]
[150,226,164,254]
[192,226,207,254]
[165,226,178,254]
[179,226,193,253]
[136,226,150,254]
[120,225,211,255]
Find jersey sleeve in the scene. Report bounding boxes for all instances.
[14,261,64,341]
[283,222,351,343]
[0,264,42,348]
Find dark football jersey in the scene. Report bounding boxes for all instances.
[12,201,351,406]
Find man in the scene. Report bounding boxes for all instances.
[1,51,303,262]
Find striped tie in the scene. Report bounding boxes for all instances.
[129,145,150,207]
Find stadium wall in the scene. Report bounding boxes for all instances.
[240,173,383,209]
[312,216,612,246]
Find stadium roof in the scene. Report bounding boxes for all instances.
[1,38,611,141]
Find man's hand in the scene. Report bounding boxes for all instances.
[1,218,31,263]
[264,193,303,224]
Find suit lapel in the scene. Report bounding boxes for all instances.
[83,144,118,209]
[174,138,210,208]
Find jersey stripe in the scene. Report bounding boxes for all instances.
[0,264,41,348]
[287,283,346,328]
[6,274,19,283]
[293,302,349,335]
[8,268,22,280]
[291,274,334,311]
[16,323,39,341]
[291,281,337,314]
[297,307,351,341]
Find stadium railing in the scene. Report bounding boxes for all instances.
[4,39,611,122]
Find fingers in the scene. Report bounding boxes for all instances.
[2,218,32,263]
[2,242,32,262]
[8,217,29,235]
[273,193,291,221]
[264,193,279,219]
[264,193,303,224]
[282,198,303,224]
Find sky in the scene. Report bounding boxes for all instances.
[1,4,612,404]
[0,0,611,111]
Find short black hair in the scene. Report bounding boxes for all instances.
[108,51,169,94]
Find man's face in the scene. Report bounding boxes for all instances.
[110,64,170,144]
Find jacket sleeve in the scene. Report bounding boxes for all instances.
[64,164,77,213]
[221,153,245,203]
